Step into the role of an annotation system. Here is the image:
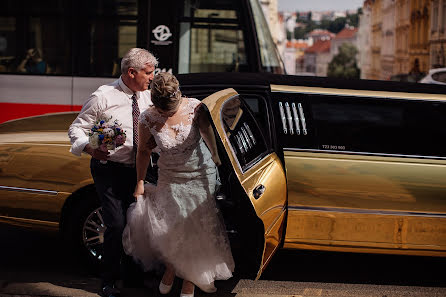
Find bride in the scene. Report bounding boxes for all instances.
[122,72,234,297]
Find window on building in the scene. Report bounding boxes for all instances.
[432,1,439,32]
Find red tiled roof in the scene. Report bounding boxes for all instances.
[335,27,358,39]
[286,41,309,49]
[308,29,333,36]
[305,40,331,53]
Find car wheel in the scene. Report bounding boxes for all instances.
[82,205,106,264]
[64,189,104,269]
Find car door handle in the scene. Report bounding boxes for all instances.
[253,184,265,199]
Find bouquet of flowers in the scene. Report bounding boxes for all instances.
[88,117,126,162]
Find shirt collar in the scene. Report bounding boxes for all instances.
[118,76,139,99]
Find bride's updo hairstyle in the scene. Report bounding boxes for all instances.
[150,72,182,112]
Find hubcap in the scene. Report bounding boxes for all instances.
[82,207,106,261]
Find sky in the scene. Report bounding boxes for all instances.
[278,0,364,12]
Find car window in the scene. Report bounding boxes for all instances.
[220,95,268,172]
[242,95,271,148]
[432,71,446,83]
[275,94,446,158]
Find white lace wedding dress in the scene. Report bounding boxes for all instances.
[122,97,234,293]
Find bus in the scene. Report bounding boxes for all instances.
[0,0,284,123]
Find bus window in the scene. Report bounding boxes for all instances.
[0,0,138,77]
[178,0,248,73]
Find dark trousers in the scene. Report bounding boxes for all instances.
[90,158,140,286]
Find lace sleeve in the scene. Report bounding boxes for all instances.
[139,109,152,128]
[188,98,203,123]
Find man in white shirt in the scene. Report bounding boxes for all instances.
[68,48,157,297]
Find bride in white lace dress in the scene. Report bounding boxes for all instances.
[122,73,234,297]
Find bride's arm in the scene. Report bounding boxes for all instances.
[134,120,155,198]
[197,105,221,166]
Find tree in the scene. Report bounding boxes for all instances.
[327,43,360,79]
[294,26,306,40]
[328,17,347,33]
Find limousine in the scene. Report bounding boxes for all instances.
[1,73,445,279]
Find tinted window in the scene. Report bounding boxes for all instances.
[432,71,446,83]
[243,95,271,148]
[275,94,446,158]
[221,95,268,171]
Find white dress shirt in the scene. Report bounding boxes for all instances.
[68,76,152,165]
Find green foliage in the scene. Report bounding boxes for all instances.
[328,17,347,33]
[294,26,306,40]
[327,43,360,79]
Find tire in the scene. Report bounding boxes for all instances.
[63,188,104,270]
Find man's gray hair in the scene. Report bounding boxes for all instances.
[121,48,158,74]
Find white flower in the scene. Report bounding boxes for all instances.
[103,128,115,138]
[106,143,116,150]
[89,133,100,149]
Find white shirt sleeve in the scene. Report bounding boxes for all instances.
[68,93,101,156]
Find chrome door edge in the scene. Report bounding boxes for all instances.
[283,148,446,161]
[0,185,58,195]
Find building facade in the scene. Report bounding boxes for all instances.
[371,0,383,79]
[358,0,373,79]
[331,27,358,57]
[395,0,411,74]
[429,0,446,68]
[409,0,430,73]
[381,0,396,79]
[304,39,332,76]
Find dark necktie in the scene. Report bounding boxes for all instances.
[131,93,140,151]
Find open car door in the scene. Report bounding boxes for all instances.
[202,88,287,279]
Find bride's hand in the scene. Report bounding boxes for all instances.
[133,180,145,198]
[212,153,221,166]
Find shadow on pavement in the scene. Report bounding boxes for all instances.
[261,249,446,287]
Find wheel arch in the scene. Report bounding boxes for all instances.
[59,183,98,236]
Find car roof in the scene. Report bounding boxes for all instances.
[177,72,446,95]
[429,67,446,73]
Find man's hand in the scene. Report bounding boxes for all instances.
[84,144,109,161]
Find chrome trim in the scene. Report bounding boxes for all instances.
[239,131,249,152]
[278,102,287,134]
[283,147,446,160]
[0,185,58,195]
[297,103,307,135]
[288,205,446,218]
[291,103,301,135]
[234,134,245,154]
[270,86,446,102]
[284,102,294,135]
[241,126,252,149]
[244,123,256,145]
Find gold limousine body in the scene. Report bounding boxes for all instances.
[1,73,445,278]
